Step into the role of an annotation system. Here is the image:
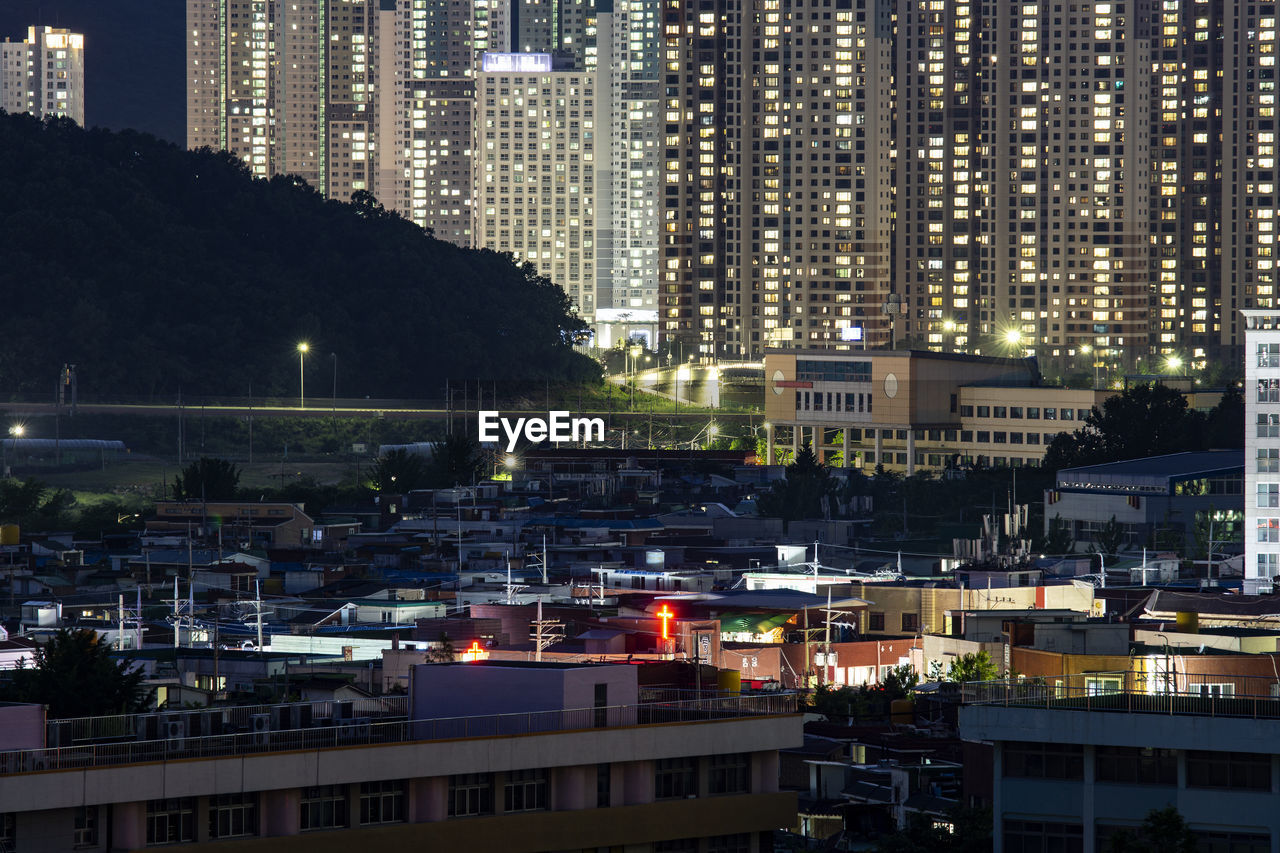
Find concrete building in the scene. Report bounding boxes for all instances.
[961,671,1280,851]
[474,56,597,317]
[591,0,661,347]
[0,663,800,851]
[659,0,894,359]
[1046,450,1244,554]
[762,348,1108,473]
[1247,309,1280,592]
[186,0,378,201]
[0,26,85,124]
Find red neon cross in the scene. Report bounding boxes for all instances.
[656,604,674,640]
[467,641,483,659]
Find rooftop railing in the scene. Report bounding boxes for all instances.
[961,671,1280,719]
[1,692,797,776]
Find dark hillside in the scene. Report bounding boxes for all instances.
[0,113,597,398]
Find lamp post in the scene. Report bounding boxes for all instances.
[5,425,23,477]
[296,342,309,409]
[1080,344,1100,390]
[629,343,642,412]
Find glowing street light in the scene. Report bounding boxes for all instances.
[504,454,518,470]
[1165,354,1184,374]
[296,342,309,409]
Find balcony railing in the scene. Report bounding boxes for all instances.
[0,692,797,776]
[961,671,1280,719]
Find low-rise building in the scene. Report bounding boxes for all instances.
[762,349,1107,474]
[0,664,800,851]
[961,671,1280,851]
[1045,450,1244,553]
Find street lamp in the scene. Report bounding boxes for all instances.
[629,343,642,411]
[5,424,24,477]
[1002,327,1023,356]
[296,342,309,409]
[1080,344,1100,390]
[1165,354,1183,375]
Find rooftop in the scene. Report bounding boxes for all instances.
[0,689,797,775]
[1056,450,1243,494]
[962,670,1280,719]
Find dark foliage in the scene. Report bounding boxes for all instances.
[427,433,485,488]
[172,457,241,501]
[757,444,838,522]
[1043,383,1241,472]
[1107,807,1198,853]
[0,112,598,398]
[2,629,151,718]
[369,448,433,492]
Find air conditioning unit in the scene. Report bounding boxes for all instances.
[163,716,187,740]
[249,713,271,744]
[352,717,372,740]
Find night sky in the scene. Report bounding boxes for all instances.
[0,1,184,144]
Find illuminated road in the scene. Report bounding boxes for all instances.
[0,399,761,422]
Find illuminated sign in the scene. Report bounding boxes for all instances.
[462,641,488,662]
[840,326,864,342]
[481,52,553,73]
[656,604,674,640]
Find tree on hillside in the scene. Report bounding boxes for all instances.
[369,448,432,492]
[428,433,484,488]
[946,651,999,683]
[1107,807,1198,853]
[1043,383,1205,471]
[172,457,241,501]
[756,444,837,522]
[2,629,151,718]
[0,478,74,527]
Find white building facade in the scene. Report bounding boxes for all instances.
[1,26,85,124]
[1245,309,1280,593]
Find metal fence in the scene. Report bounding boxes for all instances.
[2,692,796,776]
[46,696,411,748]
[961,671,1280,719]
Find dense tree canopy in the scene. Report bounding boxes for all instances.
[0,112,597,398]
[173,457,241,501]
[756,444,837,522]
[2,629,151,718]
[1044,383,1242,471]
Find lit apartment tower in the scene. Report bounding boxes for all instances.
[474,57,598,317]
[661,0,894,360]
[895,0,979,355]
[1246,312,1280,595]
[0,26,85,124]
[379,0,506,244]
[186,0,378,201]
[593,0,661,344]
[1224,9,1280,352]
[1151,1,1224,369]
[900,2,1152,374]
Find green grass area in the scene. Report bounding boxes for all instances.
[37,458,358,498]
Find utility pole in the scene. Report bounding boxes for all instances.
[255,579,264,650]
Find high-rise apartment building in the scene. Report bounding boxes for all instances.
[660,0,894,360]
[474,56,598,316]
[1,26,85,124]
[899,0,1152,374]
[187,0,378,202]
[592,0,661,345]
[383,0,504,245]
